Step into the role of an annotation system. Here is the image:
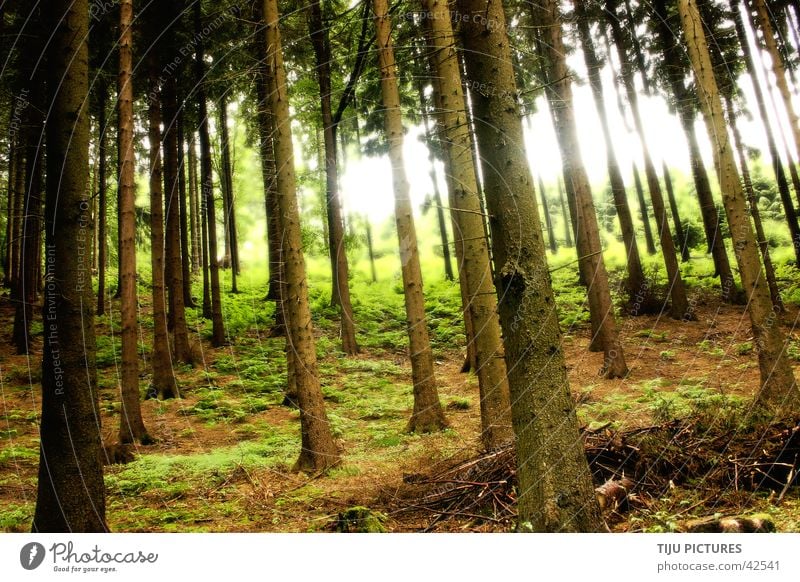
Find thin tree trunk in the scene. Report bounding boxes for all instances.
[97,83,108,316]
[365,217,378,282]
[33,0,107,532]
[188,134,201,274]
[373,0,447,434]
[558,179,573,247]
[632,163,656,254]
[3,126,16,288]
[219,97,239,292]
[421,0,513,447]
[116,0,150,443]
[458,0,602,531]
[263,0,340,471]
[607,1,693,320]
[195,3,225,346]
[162,75,191,364]
[681,0,800,416]
[177,112,195,308]
[731,0,800,265]
[538,0,628,378]
[662,162,689,261]
[307,0,359,354]
[726,96,784,311]
[147,59,180,401]
[750,0,800,165]
[538,176,558,254]
[574,1,648,307]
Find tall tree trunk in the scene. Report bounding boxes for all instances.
[726,96,784,311]
[188,134,201,274]
[372,0,447,433]
[662,162,689,262]
[537,0,628,378]
[218,97,239,292]
[458,0,601,531]
[607,1,693,320]
[365,217,378,282]
[177,112,195,308]
[731,0,800,265]
[116,0,150,443]
[147,60,180,401]
[12,66,44,355]
[263,0,340,471]
[538,176,558,254]
[653,0,739,301]
[681,0,800,416]
[195,2,225,346]
[632,162,657,254]
[574,1,648,307]
[162,75,192,363]
[558,179,573,247]
[96,83,108,316]
[421,0,512,447]
[33,0,107,532]
[750,0,800,165]
[307,0,359,354]
[3,126,17,288]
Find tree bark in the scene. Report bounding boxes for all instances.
[188,133,202,274]
[680,0,800,416]
[607,1,693,320]
[147,60,180,402]
[96,83,108,316]
[538,176,558,254]
[421,0,513,447]
[307,0,359,354]
[33,0,107,532]
[218,96,240,291]
[116,0,151,443]
[177,112,195,308]
[537,0,628,378]
[458,0,602,531]
[162,76,192,364]
[373,0,447,433]
[731,0,800,265]
[726,96,784,311]
[574,1,648,307]
[195,2,225,346]
[557,178,573,247]
[263,0,340,471]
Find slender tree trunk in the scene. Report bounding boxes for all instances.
[218,97,239,292]
[429,157,454,281]
[307,0,359,354]
[3,128,16,288]
[97,84,108,316]
[422,0,512,447]
[731,0,800,265]
[662,162,689,261]
[12,71,44,355]
[458,0,602,531]
[147,60,180,401]
[365,217,378,282]
[750,0,800,165]
[574,1,648,307]
[188,134,201,274]
[607,1,693,320]
[632,163,656,255]
[162,76,191,364]
[681,0,800,416]
[195,2,225,346]
[558,179,573,247]
[373,0,447,433]
[538,176,558,253]
[263,0,340,471]
[726,97,784,311]
[177,112,195,308]
[116,0,150,443]
[537,0,628,378]
[33,0,107,532]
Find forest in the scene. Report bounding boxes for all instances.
[1,0,800,534]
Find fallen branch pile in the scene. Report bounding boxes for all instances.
[393,419,800,529]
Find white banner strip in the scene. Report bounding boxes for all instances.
[1,533,799,581]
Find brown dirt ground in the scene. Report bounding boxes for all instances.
[1,295,798,532]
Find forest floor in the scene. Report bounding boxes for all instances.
[1,268,800,532]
